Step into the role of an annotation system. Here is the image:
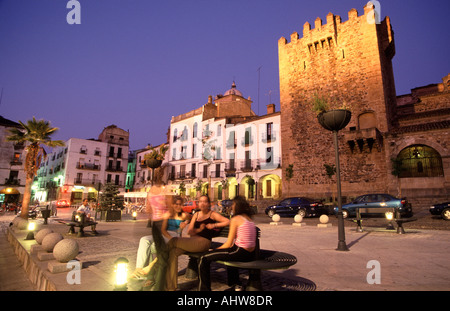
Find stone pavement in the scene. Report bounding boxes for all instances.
[1,212,450,292]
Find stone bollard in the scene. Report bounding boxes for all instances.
[317,214,332,228]
[48,239,81,273]
[270,214,282,225]
[292,214,306,227]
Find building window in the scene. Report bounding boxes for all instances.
[193,122,198,138]
[396,145,444,178]
[173,129,178,142]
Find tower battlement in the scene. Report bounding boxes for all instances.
[278,3,387,49]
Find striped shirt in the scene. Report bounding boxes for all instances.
[148,194,167,221]
[235,216,256,249]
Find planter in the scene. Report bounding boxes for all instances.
[317,109,351,132]
[146,159,162,169]
[97,210,122,222]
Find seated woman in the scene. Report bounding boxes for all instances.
[197,196,256,291]
[131,196,189,280]
[165,195,230,291]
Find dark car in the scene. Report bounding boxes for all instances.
[429,202,450,220]
[265,197,326,218]
[335,193,413,218]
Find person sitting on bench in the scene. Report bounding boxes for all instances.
[197,195,256,291]
[76,199,92,221]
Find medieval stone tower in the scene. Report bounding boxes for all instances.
[278,4,397,199]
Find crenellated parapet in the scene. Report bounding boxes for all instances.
[278,3,392,54]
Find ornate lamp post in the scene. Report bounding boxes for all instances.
[317,109,351,251]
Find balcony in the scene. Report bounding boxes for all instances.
[106,166,124,172]
[3,178,21,186]
[76,162,101,171]
[261,132,277,143]
[241,136,253,147]
[10,160,23,166]
[226,138,237,149]
[241,159,253,172]
[74,178,99,186]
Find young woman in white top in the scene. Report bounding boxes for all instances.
[198,195,256,291]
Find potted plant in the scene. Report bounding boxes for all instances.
[312,93,352,132]
[144,144,168,185]
[98,183,124,221]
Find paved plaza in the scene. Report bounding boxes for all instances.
[1,211,450,293]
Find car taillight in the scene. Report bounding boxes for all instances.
[310,203,318,207]
[400,199,406,205]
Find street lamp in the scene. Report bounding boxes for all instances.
[132,211,137,220]
[317,109,351,251]
[113,257,129,291]
[25,222,36,240]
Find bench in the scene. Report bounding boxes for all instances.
[58,212,99,237]
[354,207,417,234]
[183,226,297,291]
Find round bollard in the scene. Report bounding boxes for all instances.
[15,217,28,230]
[42,232,64,252]
[270,214,282,225]
[294,214,303,223]
[320,214,329,224]
[35,228,54,245]
[53,239,79,263]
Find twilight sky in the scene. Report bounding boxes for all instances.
[0,0,449,151]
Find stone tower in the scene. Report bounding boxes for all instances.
[278,4,397,199]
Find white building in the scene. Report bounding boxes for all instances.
[167,83,282,201]
[33,125,129,204]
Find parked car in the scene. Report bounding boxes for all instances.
[429,201,450,220]
[265,197,327,218]
[335,194,413,218]
[183,200,199,214]
[56,199,70,208]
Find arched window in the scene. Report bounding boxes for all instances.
[396,145,444,178]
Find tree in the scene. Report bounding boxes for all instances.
[285,164,294,197]
[98,183,124,211]
[6,117,65,220]
[324,163,336,204]
[391,158,404,197]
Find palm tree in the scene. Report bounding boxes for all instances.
[6,117,65,219]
